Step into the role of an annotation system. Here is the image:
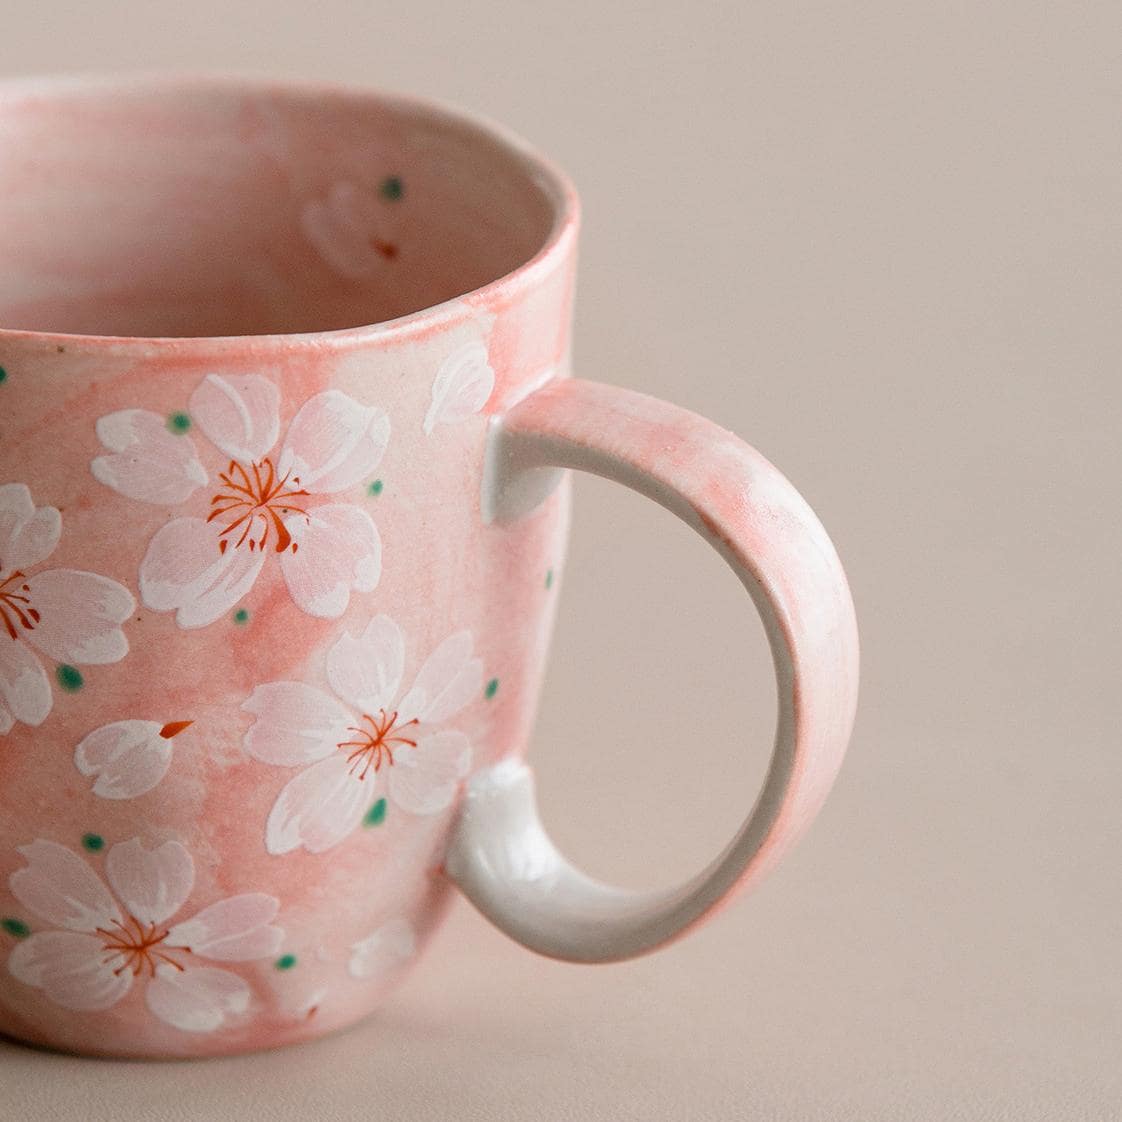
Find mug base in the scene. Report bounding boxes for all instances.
[0,997,399,1062]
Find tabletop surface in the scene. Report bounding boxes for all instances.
[3,0,1120,1118]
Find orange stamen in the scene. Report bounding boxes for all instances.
[95,914,192,978]
[0,571,38,641]
[340,709,419,781]
[207,457,310,555]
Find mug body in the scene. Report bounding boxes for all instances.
[0,75,576,1057]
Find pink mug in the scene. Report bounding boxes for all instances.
[0,74,858,1058]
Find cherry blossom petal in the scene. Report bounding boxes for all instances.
[279,505,380,619]
[398,631,482,723]
[388,729,471,816]
[0,635,52,729]
[8,932,133,1011]
[10,840,121,932]
[324,181,382,238]
[242,682,351,767]
[22,569,134,665]
[325,615,404,714]
[0,483,61,570]
[168,894,282,962]
[139,517,265,629]
[301,185,382,281]
[0,483,36,560]
[279,391,390,495]
[423,341,495,435]
[105,838,194,927]
[283,984,329,1019]
[189,373,280,463]
[146,963,250,1033]
[265,754,375,855]
[91,410,208,505]
[74,719,176,800]
[348,917,416,979]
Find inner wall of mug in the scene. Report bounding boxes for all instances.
[0,79,560,337]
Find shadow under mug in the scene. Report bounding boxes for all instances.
[0,74,858,1058]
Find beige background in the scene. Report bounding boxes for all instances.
[3,2,1120,1118]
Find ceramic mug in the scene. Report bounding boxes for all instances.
[0,75,858,1059]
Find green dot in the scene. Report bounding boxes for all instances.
[1,918,30,939]
[363,798,387,827]
[545,568,554,590]
[274,953,297,971]
[166,411,191,434]
[379,176,404,201]
[0,366,7,385]
[367,479,384,496]
[82,833,104,852]
[56,664,83,692]
[233,608,250,624]
[485,678,499,700]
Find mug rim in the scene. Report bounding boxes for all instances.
[0,71,580,356]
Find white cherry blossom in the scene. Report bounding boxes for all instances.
[74,719,194,799]
[243,616,480,855]
[423,341,495,435]
[91,375,388,629]
[7,838,283,1033]
[0,483,134,733]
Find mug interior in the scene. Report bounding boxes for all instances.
[0,77,564,338]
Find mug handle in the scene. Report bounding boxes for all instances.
[445,377,859,963]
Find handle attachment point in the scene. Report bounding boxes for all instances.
[481,416,565,524]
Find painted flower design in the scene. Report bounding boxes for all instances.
[285,984,329,1022]
[423,342,495,435]
[302,182,400,280]
[7,838,283,1032]
[348,917,415,979]
[74,718,193,799]
[91,375,388,628]
[0,483,134,734]
[243,615,481,855]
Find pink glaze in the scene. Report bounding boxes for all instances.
[0,75,577,1058]
[0,75,857,1058]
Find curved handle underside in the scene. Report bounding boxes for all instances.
[446,378,859,963]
